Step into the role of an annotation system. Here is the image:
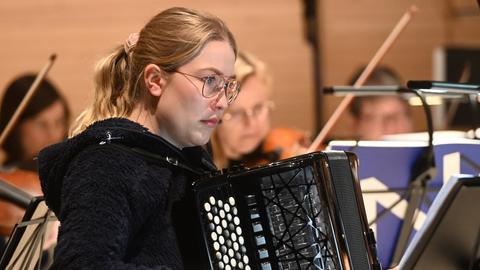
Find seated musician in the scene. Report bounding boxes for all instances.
[210,51,274,168]
[348,66,413,140]
[37,7,239,269]
[0,74,70,172]
[210,51,309,168]
[0,74,69,263]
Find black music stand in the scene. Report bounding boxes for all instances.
[0,196,56,270]
[398,175,480,270]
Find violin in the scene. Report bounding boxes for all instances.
[239,127,311,167]
[0,169,41,236]
[263,127,311,160]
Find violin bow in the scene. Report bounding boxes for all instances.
[0,54,57,147]
[307,5,418,153]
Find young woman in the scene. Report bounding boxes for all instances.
[0,74,70,172]
[210,52,309,168]
[210,52,274,168]
[0,75,69,263]
[38,7,239,269]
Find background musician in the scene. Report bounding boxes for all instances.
[0,74,69,261]
[0,74,70,172]
[211,51,309,168]
[348,66,413,140]
[37,7,239,269]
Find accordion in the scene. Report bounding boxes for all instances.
[193,151,381,270]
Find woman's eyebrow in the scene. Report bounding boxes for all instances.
[198,67,236,79]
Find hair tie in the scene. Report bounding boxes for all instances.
[124,33,140,54]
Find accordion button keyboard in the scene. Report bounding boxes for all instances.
[252,222,263,232]
[260,262,272,270]
[258,248,269,259]
[255,235,266,246]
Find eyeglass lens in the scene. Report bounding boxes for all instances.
[202,75,239,103]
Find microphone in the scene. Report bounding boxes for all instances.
[324,83,480,97]
[323,85,411,96]
[407,80,480,95]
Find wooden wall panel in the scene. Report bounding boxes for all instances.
[1,0,479,144]
[0,0,314,135]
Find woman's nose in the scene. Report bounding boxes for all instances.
[211,90,228,111]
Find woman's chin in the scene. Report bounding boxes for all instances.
[238,145,260,156]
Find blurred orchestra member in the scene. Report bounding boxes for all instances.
[0,73,69,267]
[349,66,413,140]
[210,51,275,168]
[0,74,70,171]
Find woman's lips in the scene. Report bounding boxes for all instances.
[201,118,219,127]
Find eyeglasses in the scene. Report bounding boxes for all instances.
[174,70,241,104]
[222,100,274,122]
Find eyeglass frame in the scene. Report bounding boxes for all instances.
[173,70,241,104]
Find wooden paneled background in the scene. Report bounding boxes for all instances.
[0,0,479,140]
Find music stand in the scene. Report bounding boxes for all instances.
[0,196,56,270]
[398,175,480,270]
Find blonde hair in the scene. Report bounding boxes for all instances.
[211,51,272,169]
[70,7,237,136]
[235,51,272,92]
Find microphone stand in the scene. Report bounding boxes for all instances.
[325,82,480,267]
[390,88,436,266]
[389,80,480,266]
[323,85,437,268]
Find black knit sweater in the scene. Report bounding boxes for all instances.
[38,118,215,270]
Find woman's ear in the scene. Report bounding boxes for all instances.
[143,64,165,97]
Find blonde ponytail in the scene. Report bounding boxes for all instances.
[70,46,135,136]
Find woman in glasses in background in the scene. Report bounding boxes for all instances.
[38,7,239,269]
[210,51,309,169]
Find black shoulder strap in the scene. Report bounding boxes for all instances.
[108,143,202,177]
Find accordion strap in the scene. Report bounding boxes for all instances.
[108,143,202,176]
